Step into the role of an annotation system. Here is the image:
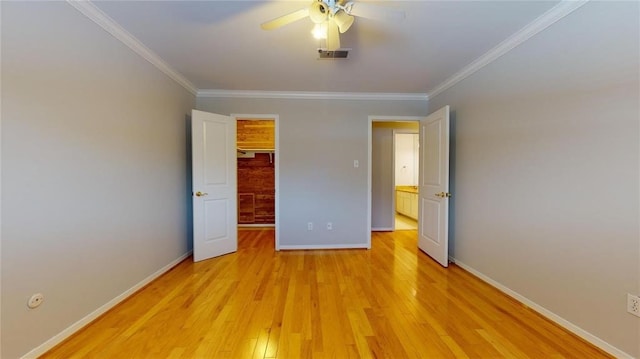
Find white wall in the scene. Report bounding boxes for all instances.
[1,2,195,358]
[428,2,639,356]
[196,98,426,248]
[395,133,419,186]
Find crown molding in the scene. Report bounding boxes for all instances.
[197,89,428,101]
[427,0,589,99]
[67,0,586,103]
[66,0,198,95]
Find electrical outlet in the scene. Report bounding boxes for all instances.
[628,294,640,317]
[307,222,313,231]
[327,222,332,230]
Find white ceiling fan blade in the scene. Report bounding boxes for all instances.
[261,8,310,30]
[346,2,405,22]
[326,21,341,50]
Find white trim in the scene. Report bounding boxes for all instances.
[64,0,587,104]
[367,119,373,247]
[21,251,192,359]
[391,129,396,232]
[427,0,589,99]
[371,227,393,232]
[390,128,400,230]
[453,259,634,359]
[279,244,369,250]
[230,114,280,251]
[199,90,427,101]
[369,115,425,122]
[0,2,3,354]
[66,1,197,95]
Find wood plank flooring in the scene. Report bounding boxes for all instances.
[42,229,611,358]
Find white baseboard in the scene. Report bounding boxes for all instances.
[279,244,369,250]
[21,251,193,359]
[452,258,634,359]
[372,227,393,232]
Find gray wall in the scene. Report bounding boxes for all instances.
[371,122,419,230]
[372,124,395,230]
[2,0,636,357]
[428,2,639,356]
[1,3,195,358]
[196,98,426,247]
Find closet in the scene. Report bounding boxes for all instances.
[237,119,275,225]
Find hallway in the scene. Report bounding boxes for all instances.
[395,213,417,230]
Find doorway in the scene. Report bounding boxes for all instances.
[368,116,423,238]
[393,130,419,230]
[368,107,452,267]
[191,111,281,263]
[233,114,280,248]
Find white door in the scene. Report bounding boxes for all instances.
[418,106,450,267]
[192,109,237,262]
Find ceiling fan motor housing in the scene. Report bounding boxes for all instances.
[260,0,405,51]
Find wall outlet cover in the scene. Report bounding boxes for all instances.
[627,293,640,317]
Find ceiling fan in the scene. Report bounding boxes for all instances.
[260,0,405,51]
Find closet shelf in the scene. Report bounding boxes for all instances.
[237,148,274,154]
[237,148,275,163]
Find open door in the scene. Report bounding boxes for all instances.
[192,110,237,262]
[418,106,450,267]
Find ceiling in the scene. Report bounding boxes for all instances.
[92,0,559,94]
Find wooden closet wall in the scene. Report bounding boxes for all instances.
[237,119,275,225]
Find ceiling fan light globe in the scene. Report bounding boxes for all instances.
[309,1,329,24]
[311,22,328,39]
[334,11,354,33]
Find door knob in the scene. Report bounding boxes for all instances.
[435,192,452,198]
[195,191,208,197]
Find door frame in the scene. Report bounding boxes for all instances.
[367,116,426,247]
[231,114,281,250]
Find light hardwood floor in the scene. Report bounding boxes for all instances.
[42,229,611,358]
[395,213,418,230]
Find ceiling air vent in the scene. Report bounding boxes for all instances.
[317,48,349,59]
